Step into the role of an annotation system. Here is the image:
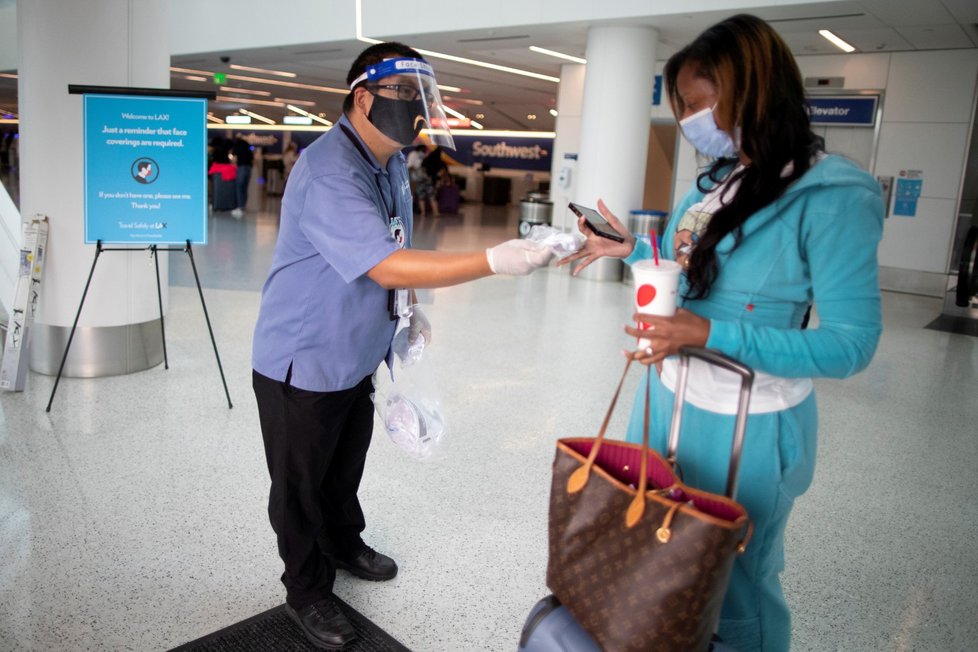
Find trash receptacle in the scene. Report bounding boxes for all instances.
[519,196,552,238]
[623,210,669,283]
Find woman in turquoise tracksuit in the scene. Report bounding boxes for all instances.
[561,15,883,652]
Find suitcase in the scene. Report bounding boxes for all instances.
[437,183,460,214]
[521,347,754,652]
[518,595,599,652]
[210,173,236,212]
[518,594,739,652]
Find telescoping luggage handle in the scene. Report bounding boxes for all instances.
[668,346,754,500]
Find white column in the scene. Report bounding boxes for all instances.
[575,26,658,281]
[548,63,585,233]
[19,0,171,376]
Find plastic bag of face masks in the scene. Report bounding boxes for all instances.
[373,319,445,462]
[525,224,585,260]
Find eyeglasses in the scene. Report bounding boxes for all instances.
[367,83,431,104]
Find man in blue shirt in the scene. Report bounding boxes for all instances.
[252,41,552,650]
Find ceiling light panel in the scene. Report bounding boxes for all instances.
[229,64,296,78]
[819,29,856,52]
[529,46,586,64]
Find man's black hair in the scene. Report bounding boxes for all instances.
[138,161,151,172]
[342,41,424,114]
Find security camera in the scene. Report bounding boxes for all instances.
[220,56,231,64]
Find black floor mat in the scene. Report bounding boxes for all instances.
[924,314,978,337]
[170,597,411,652]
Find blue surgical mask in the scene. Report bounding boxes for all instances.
[679,105,738,159]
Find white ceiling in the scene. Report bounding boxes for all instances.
[2,0,977,131]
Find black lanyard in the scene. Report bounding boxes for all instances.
[340,124,395,221]
[340,123,399,321]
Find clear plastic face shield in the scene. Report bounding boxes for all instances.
[350,58,455,150]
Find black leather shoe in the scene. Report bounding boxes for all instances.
[333,545,398,581]
[285,598,357,650]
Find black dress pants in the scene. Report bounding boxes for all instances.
[253,369,375,610]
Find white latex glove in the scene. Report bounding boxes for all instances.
[408,305,431,346]
[485,239,555,275]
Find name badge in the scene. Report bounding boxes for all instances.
[389,215,405,247]
[387,215,408,320]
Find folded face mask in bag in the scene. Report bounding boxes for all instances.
[384,393,445,460]
[373,320,446,461]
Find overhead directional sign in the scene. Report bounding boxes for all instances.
[806,95,879,127]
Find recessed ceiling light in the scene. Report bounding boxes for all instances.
[170,66,211,76]
[274,97,316,106]
[219,86,271,97]
[239,108,275,125]
[288,104,333,126]
[818,29,856,53]
[229,64,297,78]
[528,46,587,64]
[226,73,348,95]
[216,95,285,108]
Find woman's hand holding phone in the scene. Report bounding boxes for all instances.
[557,199,635,275]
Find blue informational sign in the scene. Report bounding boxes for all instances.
[806,96,878,126]
[448,134,553,172]
[893,177,923,217]
[83,94,208,244]
[652,75,662,106]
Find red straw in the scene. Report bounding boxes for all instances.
[650,230,660,266]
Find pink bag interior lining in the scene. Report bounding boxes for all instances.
[565,440,745,522]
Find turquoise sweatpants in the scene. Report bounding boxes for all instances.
[626,370,818,652]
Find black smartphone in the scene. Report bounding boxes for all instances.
[568,202,625,243]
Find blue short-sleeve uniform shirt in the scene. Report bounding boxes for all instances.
[252,114,413,391]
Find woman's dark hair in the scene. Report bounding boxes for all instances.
[342,41,424,114]
[663,14,822,300]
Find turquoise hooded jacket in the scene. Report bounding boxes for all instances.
[625,153,884,379]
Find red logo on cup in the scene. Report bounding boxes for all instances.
[636,284,656,307]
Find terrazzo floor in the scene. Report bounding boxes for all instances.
[1,196,977,651]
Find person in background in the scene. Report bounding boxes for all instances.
[405,142,425,170]
[210,135,232,165]
[421,143,447,188]
[251,41,554,650]
[0,131,11,171]
[560,14,883,652]
[231,133,254,218]
[407,144,437,217]
[282,141,299,187]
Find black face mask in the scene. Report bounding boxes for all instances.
[368,94,427,146]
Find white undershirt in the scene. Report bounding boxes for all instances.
[659,357,813,415]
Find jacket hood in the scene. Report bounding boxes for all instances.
[781,153,879,199]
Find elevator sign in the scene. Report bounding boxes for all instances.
[806,95,878,127]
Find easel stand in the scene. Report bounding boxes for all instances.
[45,239,232,412]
